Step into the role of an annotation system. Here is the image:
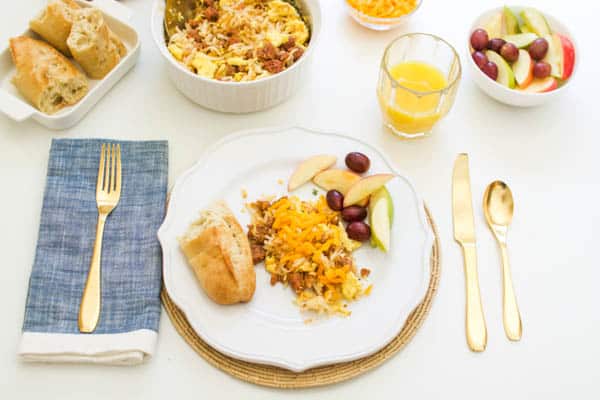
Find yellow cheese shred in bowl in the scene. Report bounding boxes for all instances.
[346,0,418,19]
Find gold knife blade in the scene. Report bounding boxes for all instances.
[453,153,476,244]
[452,153,487,352]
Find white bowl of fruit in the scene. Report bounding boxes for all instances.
[468,6,577,107]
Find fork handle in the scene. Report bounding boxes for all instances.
[79,214,107,333]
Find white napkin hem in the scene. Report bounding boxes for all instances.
[18,329,157,365]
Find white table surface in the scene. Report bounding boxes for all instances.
[1,0,599,398]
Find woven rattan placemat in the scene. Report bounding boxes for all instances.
[161,206,440,388]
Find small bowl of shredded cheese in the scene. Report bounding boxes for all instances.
[344,0,422,31]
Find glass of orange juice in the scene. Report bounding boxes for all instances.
[377,33,461,138]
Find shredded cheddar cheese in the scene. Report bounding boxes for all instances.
[247,196,370,316]
[347,0,418,19]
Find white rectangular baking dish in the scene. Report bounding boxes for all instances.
[0,0,140,130]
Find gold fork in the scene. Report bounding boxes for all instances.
[79,144,122,333]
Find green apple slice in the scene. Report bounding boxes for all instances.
[520,8,551,37]
[512,49,533,88]
[519,24,532,33]
[369,187,393,252]
[503,6,520,34]
[503,33,537,48]
[485,50,516,88]
[482,11,504,39]
[542,34,563,79]
[344,174,394,207]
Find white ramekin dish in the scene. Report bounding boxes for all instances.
[151,0,321,113]
[343,0,423,31]
[0,0,140,130]
[468,6,577,107]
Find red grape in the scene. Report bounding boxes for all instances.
[482,61,498,81]
[533,61,551,78]
[345,152,370,173]
[470,29,489,51]
[472,51,488,69]
[346,221,371,242]
[326,190,344,211]
[341,205,367,222]
[528,38,549,60]
[487,38,506,53]
[500,43,519,63]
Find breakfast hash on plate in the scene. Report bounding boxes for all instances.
[247,195,372,316]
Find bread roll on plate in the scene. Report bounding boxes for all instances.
[9,36,88,114]
[67,8,127,79]
[29,0,80,57]
[179,201,256,305]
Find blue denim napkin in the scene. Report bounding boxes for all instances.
[19,139,168,365]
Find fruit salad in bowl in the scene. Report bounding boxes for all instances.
[468,6,576,107]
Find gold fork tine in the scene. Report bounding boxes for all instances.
[96,144,106,193]
[110,144,116,193]
[115,144,121,195]
[104,144,110,191]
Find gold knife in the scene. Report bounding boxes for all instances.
[452,153,487,352]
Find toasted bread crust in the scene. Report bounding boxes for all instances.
[67,8,126,79]
[9,36,88,114]
[29,0,80,56]
[180,201,256,305]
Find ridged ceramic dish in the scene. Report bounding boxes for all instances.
[151,0,321,113]
[0,0,140,130]
[158,126,434,372]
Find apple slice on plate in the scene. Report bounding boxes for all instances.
[369,187,393,252]
[556,33,575,80]
[313,169,368,206]
[313,169,359,192]
[344,174,395,207]
[288,155,336,191]
[512,49,534,88]
[485,50,516,88]
[519,77,558,93]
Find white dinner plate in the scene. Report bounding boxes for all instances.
[158,127,434,372]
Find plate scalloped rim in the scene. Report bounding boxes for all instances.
[158,126,435,372]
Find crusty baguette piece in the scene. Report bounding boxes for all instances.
[29,0,80,57]
[67,8,127,79]
[179,201,256,305]
[109,30,127,58]
[9,36,88,114]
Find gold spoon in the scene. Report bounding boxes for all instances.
[164,0,198,40]
[483,180,522,341]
